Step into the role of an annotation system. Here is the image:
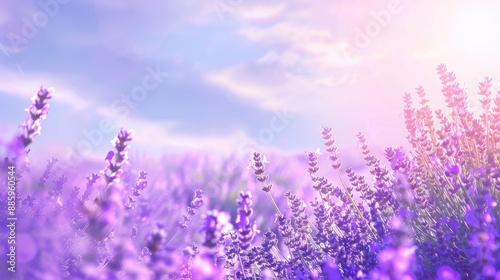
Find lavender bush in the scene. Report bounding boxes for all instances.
[1,65,499,279]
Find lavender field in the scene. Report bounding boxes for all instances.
[1,66,500,279]
[2,1,500,280]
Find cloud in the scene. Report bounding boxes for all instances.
[204,15,370,112]
[235,3,287,22]
[5,0,500,160]
[206,0,500,115]
[202,0,441,150]
[59,111,252,167]
[0,66,91,110]
[92,0,215,62]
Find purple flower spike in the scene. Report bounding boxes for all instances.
[125,171,148,210]
[191,197,204,209]
[11,86,54,155]
[322,127,342,170]
[306,148,322,177]
[249,152,273,192]
[179,189,204,229]
[135,171,148,191]
[236,191,259,250]
[102,128,134,185]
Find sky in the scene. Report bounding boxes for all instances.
[1,0,500,169]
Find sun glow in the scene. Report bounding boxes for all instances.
[451,3,500,57]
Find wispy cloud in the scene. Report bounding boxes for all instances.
[0,66,91,110]
[91,0,215,62]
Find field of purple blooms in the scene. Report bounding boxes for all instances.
[1,64,500,279]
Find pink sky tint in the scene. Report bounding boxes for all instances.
[3,0,500,162]
[207,0,500,150]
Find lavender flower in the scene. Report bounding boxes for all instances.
[177,189,204,230]
[248,152,272,192]
[125,171,148,210]
[235,191,259,250]
[201,210,232,248]
[321,127,342,170]
[81,173,101,201]
[3,65,500,279]
[16,86,54,149]
[5,86,54,165]
[248,152,283,217]
[102,128,134,185]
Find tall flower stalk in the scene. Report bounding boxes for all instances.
[4,86,54,165]
[102,128,134,186]
[248,152,283,217]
